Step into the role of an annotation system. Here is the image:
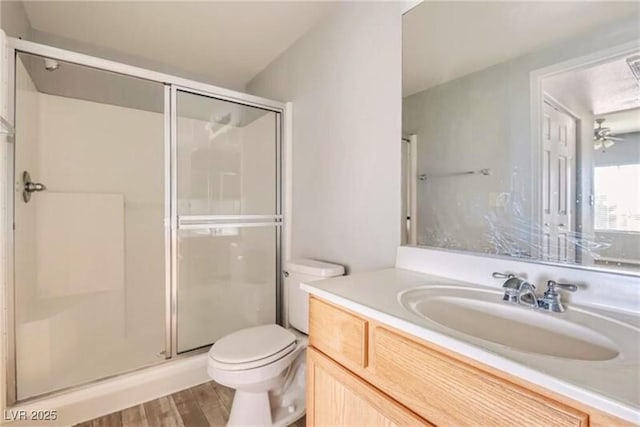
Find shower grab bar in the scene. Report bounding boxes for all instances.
[418,168,491,181]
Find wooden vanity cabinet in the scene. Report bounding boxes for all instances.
[307,296,634,427]
[307,348,431,427]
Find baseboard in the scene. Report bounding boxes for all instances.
[2,353,210,426]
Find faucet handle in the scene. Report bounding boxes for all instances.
[492,272,514,279]
[540,281,577,313]
[545,280,577,294]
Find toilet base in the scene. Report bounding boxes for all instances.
[226,350,306,427]
[227,390,305,427]
[269,354,306,427]
[227,391,271,427]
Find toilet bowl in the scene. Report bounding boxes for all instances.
[207,259,344,427]
[208,325,308,427]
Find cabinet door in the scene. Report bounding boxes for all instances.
[307,348,431,427]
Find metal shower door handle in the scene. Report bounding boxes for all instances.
[22,171,47,203]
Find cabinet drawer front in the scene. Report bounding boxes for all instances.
[309,297,368,370]
[307,348,431,427]
[371,326,588,427]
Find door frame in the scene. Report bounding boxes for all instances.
[529,39,640,262]
[1,36,289,406]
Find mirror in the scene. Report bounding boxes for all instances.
[402,2,640,274]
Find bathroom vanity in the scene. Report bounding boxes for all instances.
[301,250,640,426]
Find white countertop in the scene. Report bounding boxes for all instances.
[301,267,640,424]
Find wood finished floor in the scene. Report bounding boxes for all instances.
[74,381,306,427]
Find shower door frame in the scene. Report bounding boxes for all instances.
[2,37,287,406]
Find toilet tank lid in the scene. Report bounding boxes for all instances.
[286,258,344,277]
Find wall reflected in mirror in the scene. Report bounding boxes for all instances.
[402,2,640,273]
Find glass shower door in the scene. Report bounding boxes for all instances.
[13,53,167,400]
[174,89,281,353]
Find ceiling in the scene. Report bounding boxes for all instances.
[22,1,336,91]
[602,108,640,136]
[543,53,640,118]
[403,2,640,97]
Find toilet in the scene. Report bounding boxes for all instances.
[207,259,345,427]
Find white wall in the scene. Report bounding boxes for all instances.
[247,2,403,274]
[594,131,640,167]
[403,16,639,261]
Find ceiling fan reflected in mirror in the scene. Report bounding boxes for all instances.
[594,118,623,150]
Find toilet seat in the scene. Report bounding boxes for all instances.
[209,324,297,371]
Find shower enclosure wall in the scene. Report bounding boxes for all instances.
[3,38,285,404]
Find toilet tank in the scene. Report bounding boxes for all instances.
[286,259,344,334]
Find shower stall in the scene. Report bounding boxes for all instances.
[2,38,285,404]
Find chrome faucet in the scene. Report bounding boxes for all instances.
[515,281,539,309]
[493,273,577,313]
[492,272,535,306]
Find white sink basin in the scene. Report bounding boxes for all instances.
[398,286,627,361]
